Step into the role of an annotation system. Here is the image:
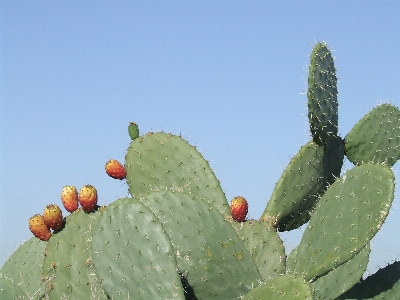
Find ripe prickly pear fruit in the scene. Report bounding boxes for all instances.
[61,185,79,213]
[79,185,98,213]
[230,196,248,222]
[29,214,52,241]
[105,159,126,180]
[128,122,139,140]
[43,204,63,231]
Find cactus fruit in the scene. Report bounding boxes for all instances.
[105,159,127,180]
[43,204,63,231]
[28,214,51,241]
[61,185,79,213]
[230,196,249,222]
[79,184,98,213]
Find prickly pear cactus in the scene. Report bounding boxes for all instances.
[0,237,47,299]
[2,41,400,299]
[307,42,338,146]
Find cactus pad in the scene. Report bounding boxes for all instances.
[0,277,28,299]
[307,42,338,145]
[139,190,262,299]
[91,197,185,299]
[294,163,394,281]
[242,274,313,300]
[233,219,286,280]
[125,132,229,216]
[311,243,370,300]
[0,237,47,299]
[128,122,139,140]
[261,137,343,231]
[345,103,400,166]
[337,260,400,299]
[43,209,108,299]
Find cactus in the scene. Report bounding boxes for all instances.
[128,122,140,140]
[242,274,314,299]
[0,277,28,299]
[293,163,394,281]
[42,209,107,299]
[232,219,286,281]
[307,42,338,146]
[139,190,262,299]
[345,103,400,166]
[260,136,344,231]
[125,132,230,217]
[337,260,400,299]
[91,197,185,299]
[310,243,371,300]
[2,41,400,299]
[0,237,46,299]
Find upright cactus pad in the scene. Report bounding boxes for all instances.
[307,42,338,146]
[91,197,185,299]
[345,103,400,166]
[294,163,394,281]
[261,137,343,231]
[43,209,107,299]
[125,132,229,216]
[139,190,262,299]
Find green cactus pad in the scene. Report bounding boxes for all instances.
[43,209,108,299]
[345,103,400,167]
[0,237,46,299]
[242,274,313,300]
[311,243,370,300]
[294,163,394,282]
[125,132,229,216]
[128,122,139,140]
[139,190,262,299]
[91,197,185,299]
[261,137,343,231]
[307,42,338,146]
[0,277,28,299]
[232,219,286,280]
[285,246,298,275]
[337,260,400,299]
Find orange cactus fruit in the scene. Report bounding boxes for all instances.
[29,214,52,241]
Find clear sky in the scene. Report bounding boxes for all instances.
[1,1,399,278]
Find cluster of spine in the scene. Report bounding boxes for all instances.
[1,42,400,300]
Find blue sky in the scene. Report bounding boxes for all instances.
[1,1,399,277]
